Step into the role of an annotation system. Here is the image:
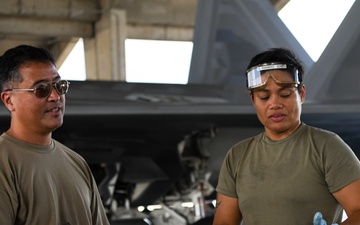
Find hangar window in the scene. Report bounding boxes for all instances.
[125,39,193,84]
[278,0,355,61]
[59,38,193,84]
[58,38,86,81]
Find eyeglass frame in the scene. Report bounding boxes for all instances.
[4,80,70,98]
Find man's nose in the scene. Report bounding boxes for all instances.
[48,86,60,100]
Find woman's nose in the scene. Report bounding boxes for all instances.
[269,95,283,109]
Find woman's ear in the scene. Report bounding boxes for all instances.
[249,90,255,105]
[299,84,306,103]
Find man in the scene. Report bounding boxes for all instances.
[212,48,360,225]
[0,45,110,225]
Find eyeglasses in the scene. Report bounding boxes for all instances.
[246,63,300,89]
[5,80,70,98]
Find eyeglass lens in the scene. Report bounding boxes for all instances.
[35,80,69,98]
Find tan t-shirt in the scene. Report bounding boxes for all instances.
[0,133,110,225]
[216,123,360,225]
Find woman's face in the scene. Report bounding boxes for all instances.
[250,70,306,140]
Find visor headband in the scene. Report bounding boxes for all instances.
[256,64,287,71]
[246,63,300,89]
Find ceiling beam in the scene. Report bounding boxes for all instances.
[0,16,94,38]
[0,0,100,22]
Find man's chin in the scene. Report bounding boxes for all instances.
[48,122,63,132]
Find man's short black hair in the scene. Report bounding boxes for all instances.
[0,45,56,91]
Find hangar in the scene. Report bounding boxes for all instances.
[1,0,360,224]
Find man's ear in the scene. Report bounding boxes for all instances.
[1,91,15,112]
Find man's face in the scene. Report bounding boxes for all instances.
[5,61,65,135]
[250,70,306,140]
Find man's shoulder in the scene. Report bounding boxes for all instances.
[53,139,86,162]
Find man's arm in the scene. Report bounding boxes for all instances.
[0,188,16,224]
[212,193,242,225]
[333,178,360,224]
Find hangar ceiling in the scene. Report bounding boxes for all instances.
[0,0,288,70]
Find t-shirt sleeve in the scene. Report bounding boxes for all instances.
[84,163,110,225]
[0,188,16,224]
[216,148,239,198]
[324,134,360,193]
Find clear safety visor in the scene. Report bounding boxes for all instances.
[246,63,300,89]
